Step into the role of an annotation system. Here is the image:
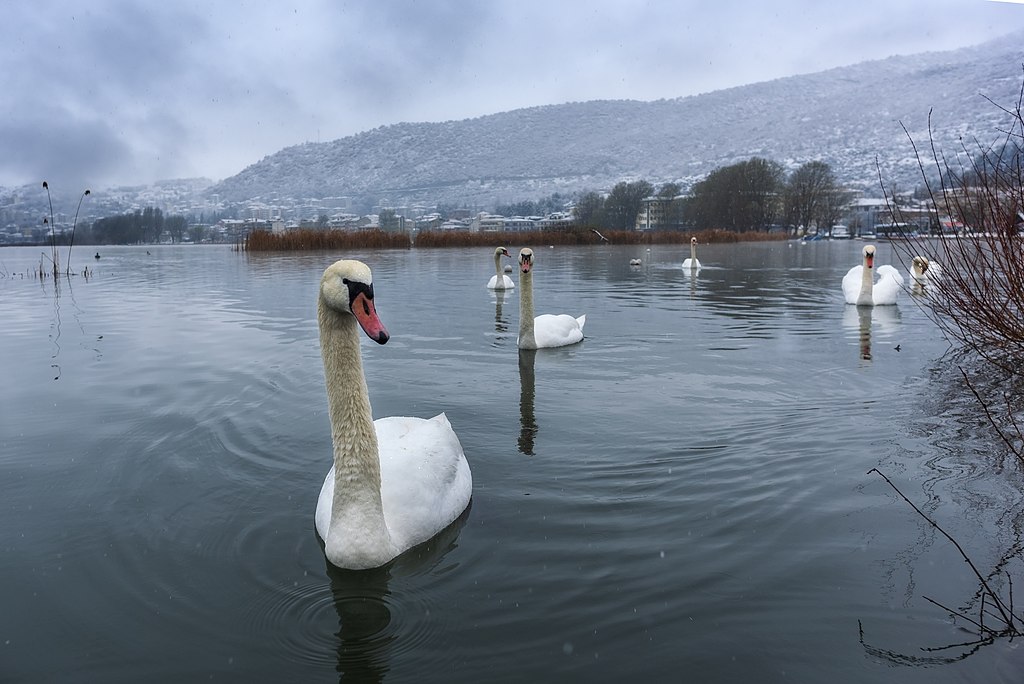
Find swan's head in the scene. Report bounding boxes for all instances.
[319,260,389,344]
[912,256,929,276]
[519,248,534,273]
[495,246,511,258]
[690,237,698,245]
[862,244,876,269]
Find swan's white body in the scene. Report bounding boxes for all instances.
[911,256,942,285]
[842,245,904,306]
[517,248,585,349]
[486,247,515,289]
[314,259,472,570]
[629,258,642,266]
[682,237,702,270]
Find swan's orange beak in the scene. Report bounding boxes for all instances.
[865,253,874,269]
[520,256,532,273]
[352,292,389,344]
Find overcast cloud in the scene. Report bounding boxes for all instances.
[3,0,1024,190]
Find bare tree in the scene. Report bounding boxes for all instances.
[888,73,1024,373]
[784,161,847,234]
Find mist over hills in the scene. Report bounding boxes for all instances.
[210,30,1024,210]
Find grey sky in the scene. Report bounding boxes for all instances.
[3,0,1023,190]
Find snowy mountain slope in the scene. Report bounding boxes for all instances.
[210,30,1024,208]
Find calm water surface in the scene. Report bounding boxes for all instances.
[3,242,1024,682]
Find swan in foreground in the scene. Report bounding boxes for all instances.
[682,237,702,270]
[314,259,472,569]
[910,256,942,285]
[517,248,585,349]
[842,244,904,306]
[487,246,515,289]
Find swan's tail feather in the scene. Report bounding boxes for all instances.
[576,314,586,330]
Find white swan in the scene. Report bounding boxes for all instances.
[842,244,904,306]
[682,237,702,270]
[910,255,942,285]
[629,258,642,266]
[314,259,472,570]
[487,246,515,289]
[517,247,585,349]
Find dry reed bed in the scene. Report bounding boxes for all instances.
[244,229,411,251]
[247,227,787,251]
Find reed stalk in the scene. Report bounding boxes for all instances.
[42,181,58,279]
[65,189,91,276]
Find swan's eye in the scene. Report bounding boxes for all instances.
[346,280,375,310]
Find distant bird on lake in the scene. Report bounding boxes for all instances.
[313,259,472,569]
[682,237,702,270]
[517,247,585,349]
[629,258,642,266]
[487,246,515,289]
[591,229,610,243]
[842,244,903,306]
[94,252,100,260]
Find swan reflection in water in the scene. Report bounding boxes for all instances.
[323,504,471,682]
[518,349,537,455]
[842,305,902,362]
[492,289,509,334]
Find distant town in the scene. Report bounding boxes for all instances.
[0,164,970,248]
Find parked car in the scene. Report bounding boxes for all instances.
[830,225,851,239]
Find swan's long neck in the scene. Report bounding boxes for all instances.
[318,300,393,560]
[494,252,504,281]
[858,258,874,305]
[518,268,537,349]
[690,241,697,262]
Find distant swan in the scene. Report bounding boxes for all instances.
[517,247,585,349]
[842,244,904,306]
[629,258,642,266]
[487,246,515,289]
[911,256,942,285]
[682,237,701,270]
[314,259,472,569]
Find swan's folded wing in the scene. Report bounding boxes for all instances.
[533,313,585,348]
[841,265,862,304]
[376,414,472,550]
[873,265,905,305]
[877,264,905,286]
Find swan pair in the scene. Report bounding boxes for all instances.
[313,248,585,569]
[842,245,904,306]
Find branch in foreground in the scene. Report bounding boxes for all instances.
[859,468,1024,664]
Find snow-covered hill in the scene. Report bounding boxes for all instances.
[211,30,1024,208]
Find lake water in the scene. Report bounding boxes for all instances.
[3,241,1024,682]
